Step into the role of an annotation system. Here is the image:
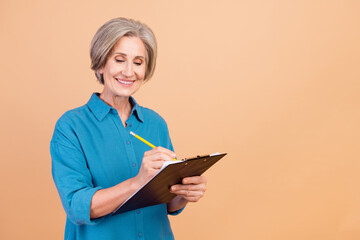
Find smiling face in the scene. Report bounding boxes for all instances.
[99,36,147,102]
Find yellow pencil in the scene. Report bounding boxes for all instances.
[129,131,177,161]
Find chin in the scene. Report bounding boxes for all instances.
[113,89,137,98]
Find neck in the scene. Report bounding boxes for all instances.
[99,91,132,124]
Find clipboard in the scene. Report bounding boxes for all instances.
[112,153,227,215]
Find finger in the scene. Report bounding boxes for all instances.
[170,184,206,192]
[155,147,177,158]
[144,147,176,159]
[144,152,174,162]
[170,189,205,199]
[142,158,168,170]
[182,176,207,185]
[170,189,203,196]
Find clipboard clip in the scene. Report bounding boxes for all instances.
[182,154,210,161]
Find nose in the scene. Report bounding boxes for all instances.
[122,62,134,78]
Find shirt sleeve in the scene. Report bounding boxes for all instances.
[50,118,104,226]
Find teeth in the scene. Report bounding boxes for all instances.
[116,79,134,85]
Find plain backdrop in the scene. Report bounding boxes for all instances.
[1,0,360,239]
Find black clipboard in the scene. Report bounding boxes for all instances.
[112,153,227,215]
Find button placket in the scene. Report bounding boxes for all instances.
[135,207,144,239]
[110,111,139,176]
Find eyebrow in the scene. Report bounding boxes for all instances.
[114,52,145,59]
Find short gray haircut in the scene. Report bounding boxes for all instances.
[90,17,157,84]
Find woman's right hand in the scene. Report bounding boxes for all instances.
[90,147,176,219]
[134,147,176,187]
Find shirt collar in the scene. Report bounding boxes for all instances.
[129,96,144,123]
[87,93,144,122]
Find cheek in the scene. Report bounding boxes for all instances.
[103,63,121,76]
[108,67,120,77]
[137,67,146,79]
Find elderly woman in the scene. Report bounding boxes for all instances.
[50,17,207,239]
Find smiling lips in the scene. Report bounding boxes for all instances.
[115,78,135,86]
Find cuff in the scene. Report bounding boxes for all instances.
[168,205,186,216]
[70,186,104,225]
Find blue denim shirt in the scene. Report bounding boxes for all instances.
[51,93,183,240]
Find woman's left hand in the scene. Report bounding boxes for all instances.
[170,176,207,202]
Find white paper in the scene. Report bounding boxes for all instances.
[210,152,221,156]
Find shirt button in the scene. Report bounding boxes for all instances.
[132,163,136,167]
[136,210,140,214]
[138,233,142,237]
[126,141,131,145]
[129,123,133,127]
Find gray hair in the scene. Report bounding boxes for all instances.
[90,17,157,84]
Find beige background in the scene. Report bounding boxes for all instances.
[1,0,360,239]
